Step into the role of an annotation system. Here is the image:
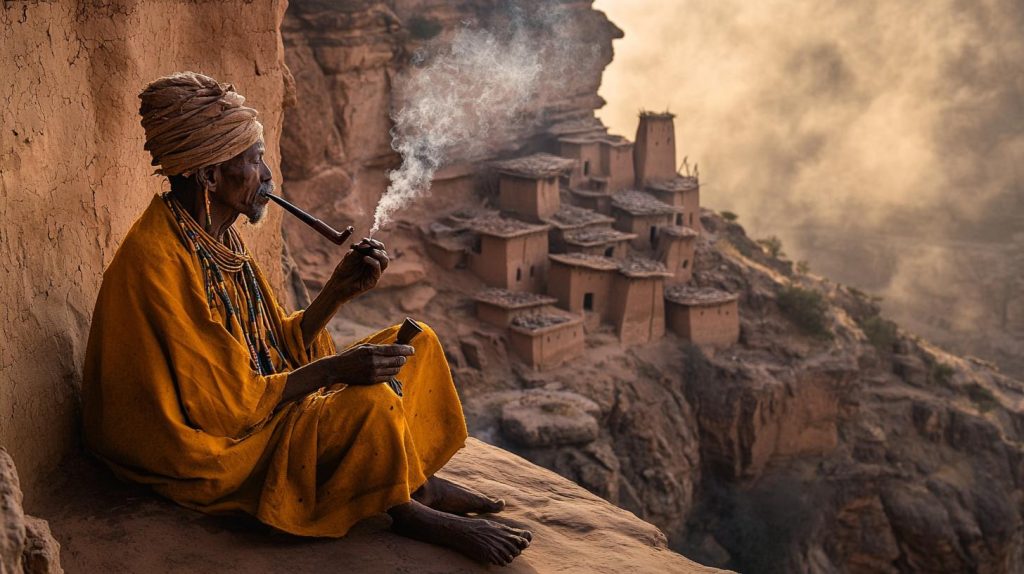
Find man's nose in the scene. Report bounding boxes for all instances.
[260,159,273,182]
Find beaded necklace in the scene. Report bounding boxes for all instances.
[163,192,285,375]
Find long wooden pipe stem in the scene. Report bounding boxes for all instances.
[261,190,353,245]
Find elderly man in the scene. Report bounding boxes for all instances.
[82,72,531,566]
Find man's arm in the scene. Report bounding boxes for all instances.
[299,238,389,345]
[279,343,414,404]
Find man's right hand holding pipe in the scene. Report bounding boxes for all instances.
[299,237,389,347]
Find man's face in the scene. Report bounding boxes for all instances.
[212,140,273,225]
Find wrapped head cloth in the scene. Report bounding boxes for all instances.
[139,71,264,177]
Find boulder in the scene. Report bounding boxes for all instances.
[500,391,601,448]
[0,449,62,574]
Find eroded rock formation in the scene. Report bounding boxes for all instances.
[0,449,62,574]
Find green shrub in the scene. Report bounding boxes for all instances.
[721,210,739,222]
[860,315,898,352]
[777,285,832,339]
[965,383,998,413]
[796,260,810,275]
[929,362,955,387]
[408,16,443,39]
[757,235,785,259]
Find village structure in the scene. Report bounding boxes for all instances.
[423,112,740,370]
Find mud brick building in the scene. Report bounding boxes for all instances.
[655,225,699,283]
[474,288,560,328]
[611,190,679,250]
[664,285,740,348]
[633,111,677,187]
[646,175,701,231]
[467,216,550,292]
[507,310,586,370]
[492,154,576,223]
[610,258,672,345]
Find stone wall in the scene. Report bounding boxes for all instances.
[0,1,291,503]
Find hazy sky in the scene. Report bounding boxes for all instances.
[594,0,1022,238]
[593,0,1024,369]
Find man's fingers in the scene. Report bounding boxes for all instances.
[362,256,381,273]
[370,344,415,357]
[372,355,407,368]
[370,248,390,271]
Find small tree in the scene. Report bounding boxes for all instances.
[721,211,739,222]
[757,235,785,259]
[777,285,832,339]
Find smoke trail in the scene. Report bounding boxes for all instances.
[370,26,543,234]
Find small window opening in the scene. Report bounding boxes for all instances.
[583,160,590,177]
[530,265,535,277]
[516,268,522,281]
[650,226,657,246]
[682,260,689,269]
[583,293,594,311]
[676,213,683,225]
[471,236,482,254]
[604,246,614,257]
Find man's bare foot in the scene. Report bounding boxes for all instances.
[413,476,506,515]
[389,500,532,566]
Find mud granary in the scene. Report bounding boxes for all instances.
[425,111,740,369]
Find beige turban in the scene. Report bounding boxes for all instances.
[139,71,264,177]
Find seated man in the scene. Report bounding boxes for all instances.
[82,71,531,566]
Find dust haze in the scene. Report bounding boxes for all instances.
[373,6,602,234]
[595,0,1024,375]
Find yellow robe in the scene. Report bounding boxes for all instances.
[82,195,468,537]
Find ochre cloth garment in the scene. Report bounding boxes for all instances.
[82,194,468,537]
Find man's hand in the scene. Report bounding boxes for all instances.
[329,238,389,302]
[332,343,415,386]
[299,238,388,349]
[280,343,415,404]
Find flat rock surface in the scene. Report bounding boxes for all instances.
[38,439,723,574]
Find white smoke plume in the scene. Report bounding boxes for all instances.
[370,26,543,235]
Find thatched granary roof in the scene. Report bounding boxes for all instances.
[492,153,577,179]
[611,190,678,216]
[474,289,558,310]
[664,285,739,306]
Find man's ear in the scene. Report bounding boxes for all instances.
[196,165,219,192]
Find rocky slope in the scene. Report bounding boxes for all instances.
[324,205,1024,573]
[0,448,62,574]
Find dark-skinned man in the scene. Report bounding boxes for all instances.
[82,71,531,566]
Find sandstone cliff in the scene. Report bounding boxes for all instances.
[0,0,292,504]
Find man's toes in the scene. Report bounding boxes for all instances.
[512,535,530,550]
[513,527,533,542]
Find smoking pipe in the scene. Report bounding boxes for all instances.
[386,317,424,397]
[260,190,354,245]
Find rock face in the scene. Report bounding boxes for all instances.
[675,212,1024,573]
[37,439,721,574]
[0,449,62,574]
[0,0,293,503]
[280,0,622,286]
